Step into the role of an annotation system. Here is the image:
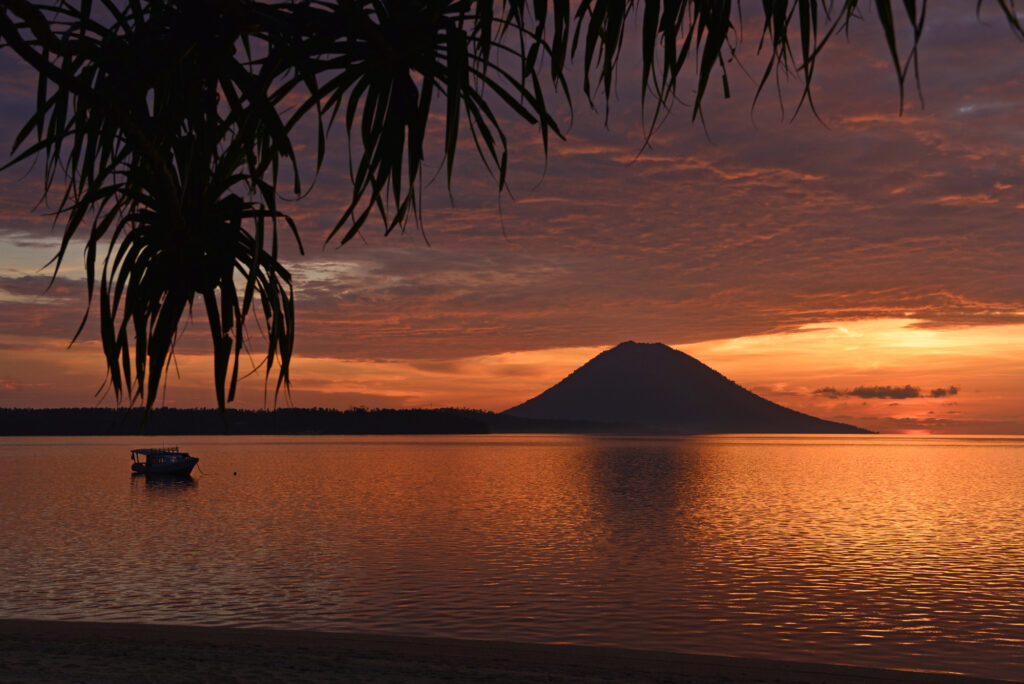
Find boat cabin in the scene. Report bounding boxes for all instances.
[130,447,198,476]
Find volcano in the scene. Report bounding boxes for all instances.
[503,341,868,434]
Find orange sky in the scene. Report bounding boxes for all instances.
[1,318,1021,434]
[0,5,1022,433]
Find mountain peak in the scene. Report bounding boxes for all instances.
[608,340,673,352]
[504,342,867,434]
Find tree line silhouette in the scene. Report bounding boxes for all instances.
[0,407,485,435]
[0,406,610,435]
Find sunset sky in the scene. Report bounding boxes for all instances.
[0,4,1022,434]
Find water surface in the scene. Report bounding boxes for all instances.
[2,434,1022,679]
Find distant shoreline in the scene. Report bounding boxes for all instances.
[0,407,871,436]
[0,618,1002,683]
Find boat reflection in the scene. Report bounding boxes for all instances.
[131,472,197,491]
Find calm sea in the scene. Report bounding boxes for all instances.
[2,434,1022,679]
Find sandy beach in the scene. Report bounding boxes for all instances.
[0,619,1011,683]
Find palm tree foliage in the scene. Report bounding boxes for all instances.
[1,1,1020,413]
[1,0,302,412]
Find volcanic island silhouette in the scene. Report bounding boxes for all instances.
[504,341,869,434]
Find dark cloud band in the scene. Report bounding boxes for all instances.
[815,385,959,400]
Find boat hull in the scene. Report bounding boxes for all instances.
[131,457,198,476]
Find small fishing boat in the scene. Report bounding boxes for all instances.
[130,447,198,476]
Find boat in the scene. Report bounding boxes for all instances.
[130,447,198,476]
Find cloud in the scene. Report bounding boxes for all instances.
[815,384,962,400]
[815,384,921,399]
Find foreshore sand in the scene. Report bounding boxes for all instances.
[0,619,1009,683]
